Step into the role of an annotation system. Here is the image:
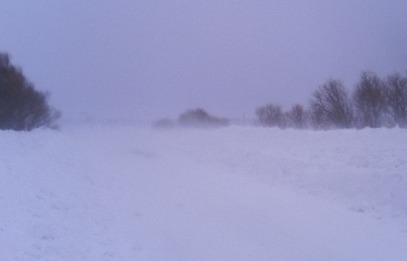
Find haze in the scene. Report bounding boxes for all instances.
[1,1,406,122]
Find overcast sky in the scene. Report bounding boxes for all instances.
[1,1,406,122]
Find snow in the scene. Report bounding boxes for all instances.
[1,124,406,260]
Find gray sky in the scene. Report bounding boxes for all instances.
[1,1,406,122]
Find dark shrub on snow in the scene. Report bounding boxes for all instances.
[309,79,353,129]
[178,108,229,127]
[0,52,60,130]
[256,103,286,128]
[151,118,175,129]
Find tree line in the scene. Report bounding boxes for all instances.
[256,71,407,129]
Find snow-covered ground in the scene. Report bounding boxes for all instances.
[1,124,406,260]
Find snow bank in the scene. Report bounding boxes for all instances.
[0,124,406,260]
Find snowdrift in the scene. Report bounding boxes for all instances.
[1,124,406,260]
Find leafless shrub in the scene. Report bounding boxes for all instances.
[309,79,353,129]
[256,104,286,128]
[385,73,407,127]
[353,72,388,128]
[286,104,308,129]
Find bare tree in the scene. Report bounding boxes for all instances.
[256,104,286,128]
[385,73,407,127]
[309,79,353,129]
[353,72,388,128]
[286,104,308,129]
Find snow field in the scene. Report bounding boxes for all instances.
[0,124,406,260]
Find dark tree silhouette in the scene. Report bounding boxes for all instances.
[385,73,407,127]
[353,72,388,128]
[310,79,353,129]
[0,52,60,130]
[256,104,286,128]
[286,104,307,129]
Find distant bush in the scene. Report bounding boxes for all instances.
[0,52,60,130]
[256,104,286,128]
[385,73,407,127]
[152,108,229,129]
[285,104,308,129]
[151,118,175,129]
[353,72,389,128]
[178,108,229,127]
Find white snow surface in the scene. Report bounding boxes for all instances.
[1,124,407,260]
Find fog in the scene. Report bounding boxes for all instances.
[1,1,406,123]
